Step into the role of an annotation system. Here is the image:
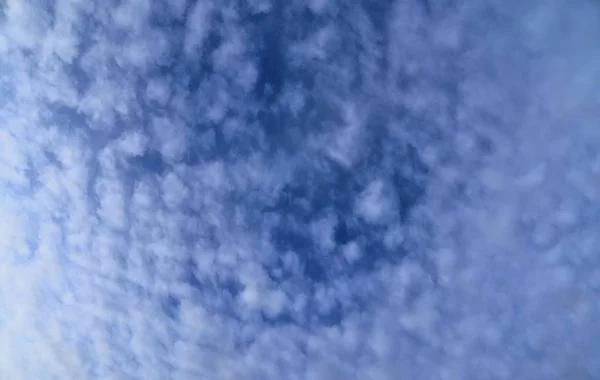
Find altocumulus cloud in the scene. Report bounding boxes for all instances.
[1,0,600,379]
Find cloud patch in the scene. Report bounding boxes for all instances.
[1,0,600,379]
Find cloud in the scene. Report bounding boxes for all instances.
[354,178,397,225]
[1,0,600,379]
[183,1,213,60]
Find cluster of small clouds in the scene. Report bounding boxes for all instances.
[1,0,600,379]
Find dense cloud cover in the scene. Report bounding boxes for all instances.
[1,0,600,379]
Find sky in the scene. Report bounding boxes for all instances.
[0,0,599,379]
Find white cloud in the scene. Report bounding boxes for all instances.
[0,129,29,186]
[311,212,337,252]
[3,1,51,50]
[116,130,148,157]
[152,116,190,162]
[383,223,404,250]
[308,0,331,15]
[320,101,366,169]
[95,175,128,231]
[341,240,361,264]
[354,179,396,225]
[184,1,213,59]
[1,0,599,379]
[161,172,189,210]
[146,77,171,106]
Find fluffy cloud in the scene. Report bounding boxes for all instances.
[1,0,600,379]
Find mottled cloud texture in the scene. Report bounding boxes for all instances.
[1,0,600,379]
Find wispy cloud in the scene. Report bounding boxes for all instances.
[1,0,599,379]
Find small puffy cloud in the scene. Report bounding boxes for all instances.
[183,1,213,59]
[383,223,404,250]
[308,0,331,15]
[152,116,189,162]
[116,130,148,157]
[311,212,337,253]
[341,240,361,264]
[321,101,366,169]
[95,176,128,230]
[146,77,171,106]
[161,172,189,210]
[354,179,396,225]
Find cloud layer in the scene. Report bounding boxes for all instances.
[1,0,600,379]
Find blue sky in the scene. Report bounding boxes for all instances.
[1,0,600,379]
